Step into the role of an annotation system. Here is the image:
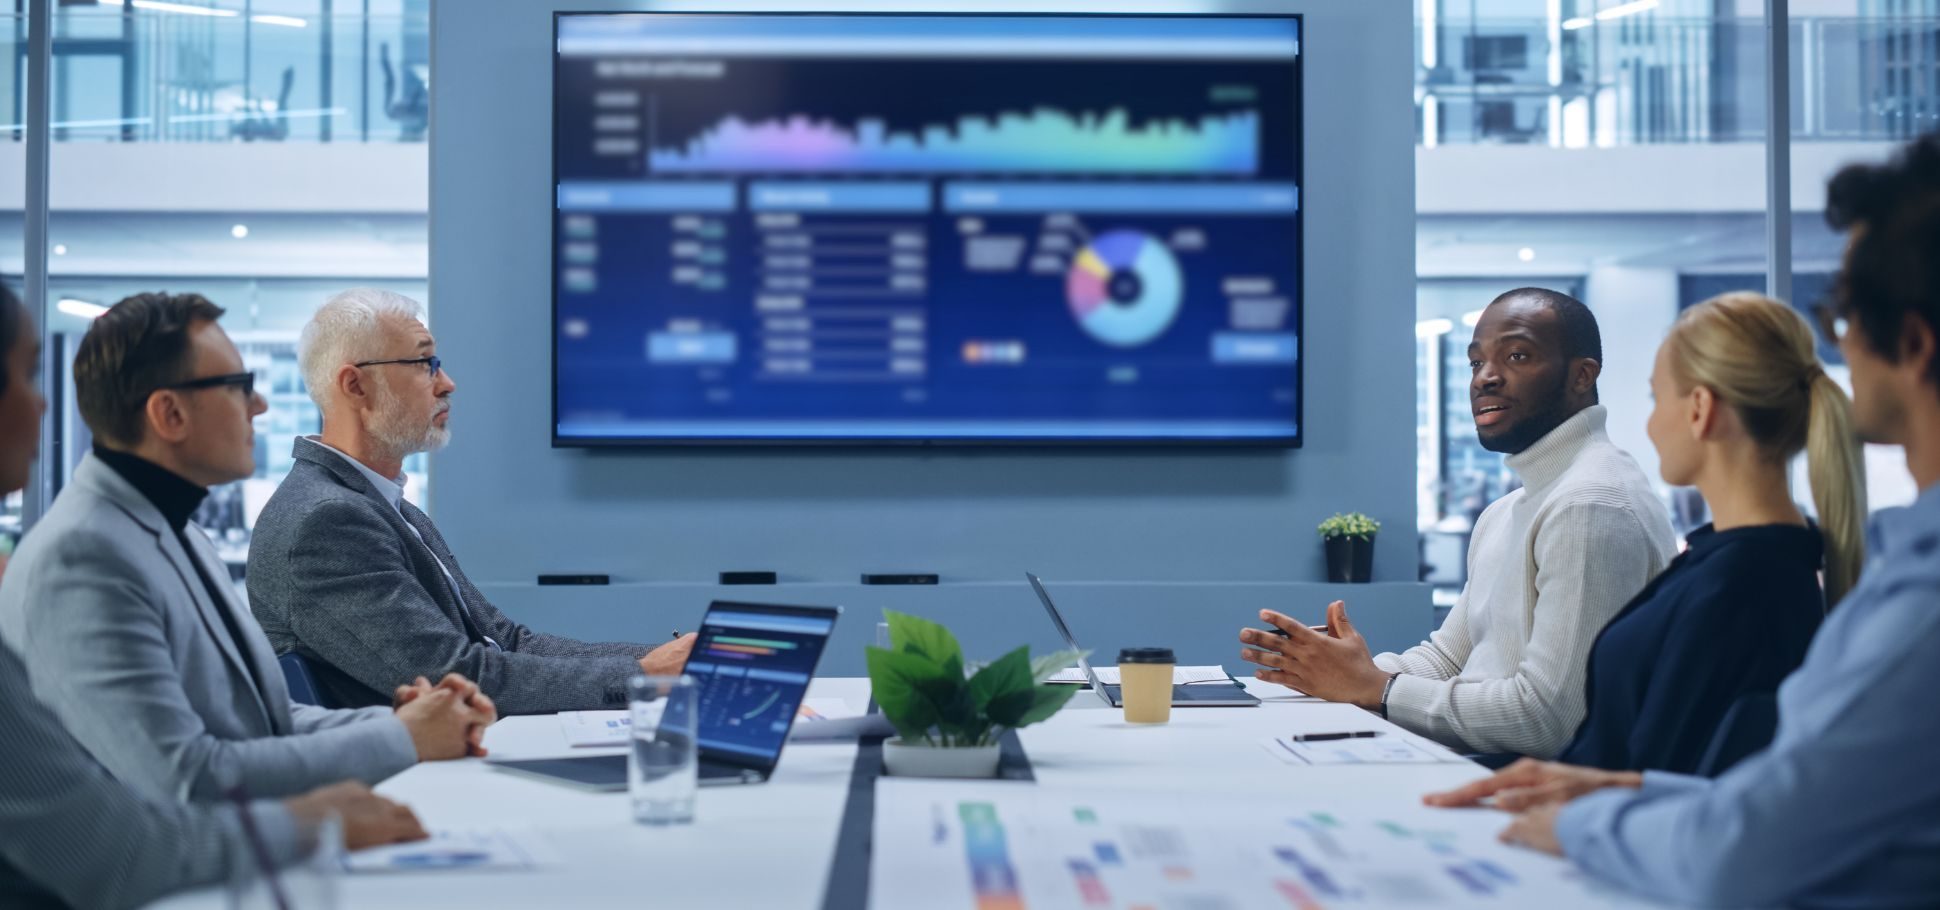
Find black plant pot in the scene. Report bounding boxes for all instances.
[1324,535,1375,583]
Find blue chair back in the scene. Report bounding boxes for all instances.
[1697,691,1780,776]
[278,652,326,707]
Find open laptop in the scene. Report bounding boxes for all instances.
[487,600,842,790]
[1026,573,1258,708]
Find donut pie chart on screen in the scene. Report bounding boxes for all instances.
[1065,229,1184,348]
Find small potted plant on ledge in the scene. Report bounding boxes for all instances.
[866,610,1081,779]
[1318,512,1380,584]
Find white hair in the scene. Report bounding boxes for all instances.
[298,287,425,410]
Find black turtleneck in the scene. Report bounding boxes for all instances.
[92,444,269,702]
[91,444,207,531]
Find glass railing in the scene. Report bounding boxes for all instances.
[0,7,427,144]
[0,10,1929,147]
[1416,16,1940,146]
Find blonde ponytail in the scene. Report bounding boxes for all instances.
[1665,292,1868,607]
[1804,370,1866,605]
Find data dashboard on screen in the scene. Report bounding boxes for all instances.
[553,14,1302,444]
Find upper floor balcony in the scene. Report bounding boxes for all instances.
[1417,15,1940,147]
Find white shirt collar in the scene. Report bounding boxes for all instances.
[307,436,408,512]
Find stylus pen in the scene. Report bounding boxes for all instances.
[1291,731,1383,742]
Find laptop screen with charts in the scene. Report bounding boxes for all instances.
[1025,573,1258,708]
[681,600,841,778]
[486,600,840,791]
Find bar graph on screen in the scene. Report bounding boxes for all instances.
[647,108,1261,174]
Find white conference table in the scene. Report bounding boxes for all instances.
[153,677,1565,910]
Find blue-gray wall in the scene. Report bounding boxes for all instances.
[429,0,1424,676]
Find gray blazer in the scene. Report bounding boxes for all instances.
[0,454,416,803]
[0,639,303,910]
[248,438,644,715]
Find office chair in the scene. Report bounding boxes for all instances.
[278,652,328,708]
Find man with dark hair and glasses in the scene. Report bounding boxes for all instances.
[0,291,490,807]
[248,288,694,714]
[1424,134,1940,908]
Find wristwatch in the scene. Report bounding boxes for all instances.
[1378,672,1402,720]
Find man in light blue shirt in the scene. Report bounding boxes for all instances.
[1424,135,1940,907]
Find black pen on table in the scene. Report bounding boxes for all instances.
[1291,731,1383,742]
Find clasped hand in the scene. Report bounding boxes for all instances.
[394,673,497,760]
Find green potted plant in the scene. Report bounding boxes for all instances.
[1318,512,1380,583]
[865,610,1081,778]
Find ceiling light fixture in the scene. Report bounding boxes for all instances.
[251,14,307,27]
[1565,0,1660,29]
[1518,247,1536,262]
[57,298,108,320]
[231,224,250,239]
[52,244,66,256]
[1461,310,1485,327]
[99,0,243,18]
[1416,318,1455,339]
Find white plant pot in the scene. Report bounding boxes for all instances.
[881,738,1003,779]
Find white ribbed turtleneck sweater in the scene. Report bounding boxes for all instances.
[1377,405,1676,757]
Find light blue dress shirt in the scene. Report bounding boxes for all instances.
[1556,483,1940,908]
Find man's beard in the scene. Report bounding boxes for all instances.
[369,379,450,462]
[1477,372,1576,455]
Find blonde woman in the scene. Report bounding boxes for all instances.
[1546,291,1866,776]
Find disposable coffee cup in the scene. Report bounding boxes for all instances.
[1118,647,1175,725]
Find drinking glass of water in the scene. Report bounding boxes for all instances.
[628,674,698,825]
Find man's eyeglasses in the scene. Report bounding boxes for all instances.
[159,371,256,399]
[354,355,442,379]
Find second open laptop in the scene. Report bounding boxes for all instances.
[487,600,842,790]
[1025,573,1259,708]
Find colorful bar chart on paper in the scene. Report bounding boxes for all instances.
[870,781,1674,910]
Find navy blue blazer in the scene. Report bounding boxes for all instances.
[1558,522,1825,775]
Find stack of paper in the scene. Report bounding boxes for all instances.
[1262,734,1463,765]
[345,828,549,873]
[556,698,879,748]
[1046,665,1234,686]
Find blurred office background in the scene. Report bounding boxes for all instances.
[0,0,1927,593]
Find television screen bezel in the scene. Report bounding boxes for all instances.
[550,10,1304,449]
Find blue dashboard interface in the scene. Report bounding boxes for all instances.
[681,604,837,762]
[554,14,1303,443]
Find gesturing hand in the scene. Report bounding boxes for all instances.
[1423,758,1643,811]
[1238,602,1390,708]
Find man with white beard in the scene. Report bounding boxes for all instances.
[247,288,694,714]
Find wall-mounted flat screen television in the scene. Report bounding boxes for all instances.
[553,13,1302,445]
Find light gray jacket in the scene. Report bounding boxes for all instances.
[0,454,416,803]
[0,638,305,910]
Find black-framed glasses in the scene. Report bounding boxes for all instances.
[159,371,256,399]
[354,355,442,379]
